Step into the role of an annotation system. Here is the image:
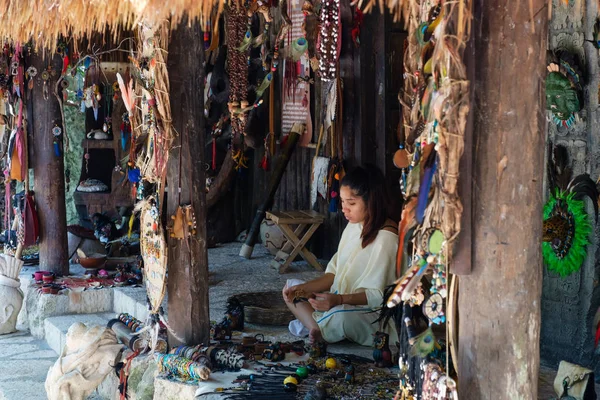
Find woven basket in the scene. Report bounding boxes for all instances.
[229,291,294,326]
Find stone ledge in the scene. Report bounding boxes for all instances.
[26,285,114,338]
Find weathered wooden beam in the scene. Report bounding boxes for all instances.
[166,20,210,345]
[29,52,69,275]
[457,1,547,398]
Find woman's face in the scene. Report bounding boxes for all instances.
[340,185,367,224]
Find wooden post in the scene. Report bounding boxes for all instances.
[239,128,301,259]
[166,20,210,345]
[457,1,548,399]
[30,52,69,275]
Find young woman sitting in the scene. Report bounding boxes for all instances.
[282,165,399,346]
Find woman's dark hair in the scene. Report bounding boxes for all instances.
[340,164,391,248]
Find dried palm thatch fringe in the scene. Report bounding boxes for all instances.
[0,0,224,52]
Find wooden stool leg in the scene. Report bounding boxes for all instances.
[278,223,321,272]
[275,224,307,261]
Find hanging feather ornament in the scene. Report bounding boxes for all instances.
[237,30,254,52]
[289,38,308,61]
[116,73,136,116]
[543,143,598,277]
[255,73,273,98]
[387,264,420,308]
[395,196,418,277]
[409,326,436,357]
[416,149,437,224]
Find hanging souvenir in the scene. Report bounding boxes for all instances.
[422,363,458,400]
[281,0,313,146]
[121,112,131,151]
[136,196,168,314]
[23,192,39,246]
[52,125,62,156]
[546,52,583,128]
[317,0,341,81]
[25,66,36,90]
[423,293,445,325]
[168,205,197,239]
[543,143,598,277]
[226,2,250,154]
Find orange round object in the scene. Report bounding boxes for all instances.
[393,149,410,169]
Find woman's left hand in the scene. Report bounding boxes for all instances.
[308,293,341,312]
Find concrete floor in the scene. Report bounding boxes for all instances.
[0,241,592,399]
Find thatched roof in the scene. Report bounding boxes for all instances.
[0,0,224,51]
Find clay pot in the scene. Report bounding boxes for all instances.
[33,270,49,282]
[41,284,53,294]
[42,272,55,284]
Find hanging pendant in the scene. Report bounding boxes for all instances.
[52,125,62,137]
[53,140,61,157]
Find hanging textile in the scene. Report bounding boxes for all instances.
[23,192,39,246]
[281,0,312,145]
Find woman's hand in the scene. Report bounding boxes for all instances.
[308,293,341,312]
[282,284,303,303]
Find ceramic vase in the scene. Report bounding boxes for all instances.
[0,254,24,335]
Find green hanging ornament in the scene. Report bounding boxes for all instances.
[542,144,598,277]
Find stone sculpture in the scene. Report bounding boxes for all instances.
[45,323,124,400]
[0,253,24,335]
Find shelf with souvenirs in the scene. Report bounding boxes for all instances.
[73,62,132,224]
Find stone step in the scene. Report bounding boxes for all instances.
[44,312,116,355]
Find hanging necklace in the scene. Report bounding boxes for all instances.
[318,0,340,81]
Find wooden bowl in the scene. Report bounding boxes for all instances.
[228,291,295,326]
[79,256,107,269]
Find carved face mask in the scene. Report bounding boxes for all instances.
[545,72,581,120]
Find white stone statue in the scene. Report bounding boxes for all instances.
[45,323,124,400]
[0,254,24,335]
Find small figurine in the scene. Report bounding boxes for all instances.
[225,298,245,331]
[213,321,232,341]
[263,342,285,362]
[372,331,393,368]
[344,363,355,383]
[309,340,328,358]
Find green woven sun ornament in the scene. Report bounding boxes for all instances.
[542,191,592,277]
[543,143,598,277]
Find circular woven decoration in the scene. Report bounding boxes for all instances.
[423,293,444,321]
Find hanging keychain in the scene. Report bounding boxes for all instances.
[52,124,62,157]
